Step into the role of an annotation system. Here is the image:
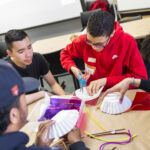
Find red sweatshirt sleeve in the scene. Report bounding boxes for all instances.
[60,35,84,72]
[106,38,148,88]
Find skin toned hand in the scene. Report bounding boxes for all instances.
[87,78,107,96]
[35,120,55,147]
[71,66,91,81]
[101,78,141,103]
[67,127,82,144]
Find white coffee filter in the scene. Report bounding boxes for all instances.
[100,92,132,114]
[75,86,104,101]
[49,109,79,139]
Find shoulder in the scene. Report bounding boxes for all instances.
[32,52,46,61]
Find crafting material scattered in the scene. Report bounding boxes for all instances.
[100,92,132,114]
[49,110,79,139]
[75,86,104,101]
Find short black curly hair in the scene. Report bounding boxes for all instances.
[140,35,150,61]
[87,11,115,37]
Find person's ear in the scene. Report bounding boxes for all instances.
[9,108,20,124]
[6,49,13,57]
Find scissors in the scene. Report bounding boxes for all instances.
[78,72,87,92]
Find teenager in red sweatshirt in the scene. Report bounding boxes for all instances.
[60,11,147,94]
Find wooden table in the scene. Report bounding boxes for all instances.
[21,89,150,150]
[120,17,150,39]
[32,32,81,55]
[32,17,150,55]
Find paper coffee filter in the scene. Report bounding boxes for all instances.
[100,92,132,114]
[75,86,104,101]
[49,109,79,139]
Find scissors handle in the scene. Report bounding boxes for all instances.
[78,72,87,86]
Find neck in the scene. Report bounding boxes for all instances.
[4,124,20,134]
[10,57,26,68]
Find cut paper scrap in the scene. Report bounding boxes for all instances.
[100,92,132,114]
[39,96,81,121]
[49,109,79,139]
[131,92,150,110]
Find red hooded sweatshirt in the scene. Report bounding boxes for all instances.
[60,22,148,89]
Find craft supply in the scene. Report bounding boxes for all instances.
[78,72,87,92]
[85,131,137,142]
[49,110,79,139]
[75,86,104,101]
[100,92,132,114]
[38,96,81,121]
[85,105,106,131]
[99,130,132,150]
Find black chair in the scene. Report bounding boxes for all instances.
[80,8,101,30]
[0,41,7,59]
[43,50,84,91]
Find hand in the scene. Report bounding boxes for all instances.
[71,66,81,79]
[101,78,132,103]
[82,70,91,81]
[35,120,55,147]
[67,127,82,144]
[87,78,106,96]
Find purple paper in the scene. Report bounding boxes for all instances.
[38,97,81,121]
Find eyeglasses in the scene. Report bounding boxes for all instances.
[84,35,110,48]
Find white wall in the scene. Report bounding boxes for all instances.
[0,0,82,34]
[116,0,150,12]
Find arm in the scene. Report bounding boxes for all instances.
[60,35,84,73]
[25,91,45,105]
[68,127,89,150]
[106,38,148,88]
[43,71,65,95]
[102,78,141,103]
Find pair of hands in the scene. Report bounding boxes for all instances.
[71,66,107,95]
[35,120,82,147]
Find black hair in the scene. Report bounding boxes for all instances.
[87,11,115,37]
[0,97,20,135]
[140,35,150,61]
[5,29,28,51]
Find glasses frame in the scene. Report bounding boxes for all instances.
[84,35,110,49]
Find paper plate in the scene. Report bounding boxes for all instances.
[75,86,104,101]
[100,92,132,114]
[49,109,79,139]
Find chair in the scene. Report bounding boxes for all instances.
[80,8,101,30]
[0,41,7,59]
[43,50,84,91]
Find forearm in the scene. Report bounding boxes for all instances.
[106,74,143,88]
[26,91,45,105]
[51,83,65,95]
[126,78,141,88]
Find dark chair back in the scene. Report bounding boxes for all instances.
[80,8,101,30]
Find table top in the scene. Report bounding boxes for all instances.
[21,89,150,150]
[120,17,150,39]
[32,17,150,55]
[32,32,81,55]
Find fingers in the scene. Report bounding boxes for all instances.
[83,70,91,81]
[88,81,100,96]
[101,90,110,100]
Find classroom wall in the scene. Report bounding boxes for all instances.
[0,0,82,34]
